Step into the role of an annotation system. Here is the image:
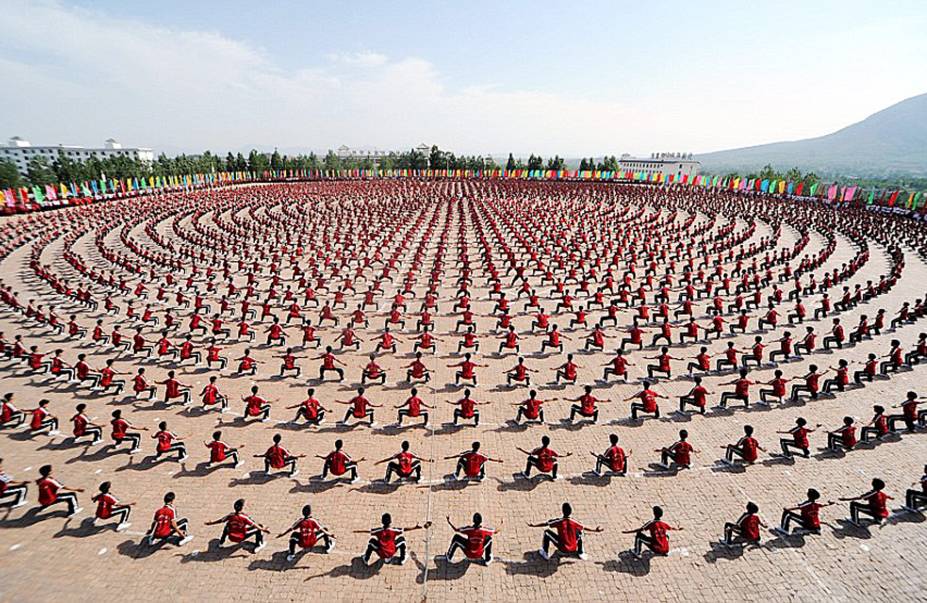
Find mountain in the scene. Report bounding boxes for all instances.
[696,93,927,176]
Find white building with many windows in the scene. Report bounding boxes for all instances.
[618,152,700,179]
[1,136,155,175]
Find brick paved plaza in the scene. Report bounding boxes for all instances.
[0,180,925,602]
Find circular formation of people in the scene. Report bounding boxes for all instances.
[1,179,926,591]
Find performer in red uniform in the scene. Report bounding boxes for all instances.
[279,504,335,562]
[530,502,602,560]
[625,506,681,558]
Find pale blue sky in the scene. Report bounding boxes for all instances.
[1,0,925,157]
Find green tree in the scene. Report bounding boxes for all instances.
[26,156,56,187]
[270,149,283,170]
[248,149,269,173]
[546,155,564,170]
[784,167,802,183]
[86,156,104,180]
[429,145,445,170]
[53,151,87,183]
[234,152,247,171]
[322,150,341,171]
[225,152,236,172]
[757,164,778,181]
[506,153,516,171]
[0,160,23,188]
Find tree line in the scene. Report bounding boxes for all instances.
[0,145,508,189]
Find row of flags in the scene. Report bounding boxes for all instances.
[2,171,253,212]
[3,168,925,213]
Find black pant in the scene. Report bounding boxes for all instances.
[660,449,687,468]
[888,414,915,432]
[821,379,845,393]
[720,392,748,408]
[455,459,485,480]
[265,457,297,475]
[320,367,344,381]
[779,510,816,533]
[853,370,874,384]
[723,522,758,545]
[398,409,428,425]
[365,536,406,562]
[679,396,705,413]
[516,408,544,423]
[289,531,332,554]
[827,433,851,452]
[779,439,808,458]
[0,484,28,507]
[725,445,749,463]
[769,350,790,363]
[222,525,263,547]
[385,461,421,482]
[860,426,885,442]
[322,460,357,480]
[34,417,58,433]
[217,450,240,466]
[823,336,842,350]
[790,385,817,403]
[632,532,662,555]
[569,405,597,423]
[630,402,658,419]
[905,489,926,510]
[447,533,492,562]
[103,505,132,525]
[296,408,325,425]
[453,408,479,425]
[46,492,79,515]
[158,442,187,460]
[524,456,556,478]
[849,501,880,524]
[343,409,374,425]
[543,529,582,556]
[595,455,625,476]
[116,433,142,451]
[647,365,671,379]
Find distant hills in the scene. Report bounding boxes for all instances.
[696,93,927,177]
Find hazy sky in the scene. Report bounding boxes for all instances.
[1,0,925,157]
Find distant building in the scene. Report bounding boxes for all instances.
[618,152,700,180]
[1,136,155,175]
[334,143,434,164]
[335,145,391,161]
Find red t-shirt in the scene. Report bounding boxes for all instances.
[297,517,321,548]
[461,452,487,477]
[531,446,558,472]
[326,450,348,475]
[94,492,117,519]
[208,441,229,462]
[460,526,494,558]
[373,527,402,557]
[647,520,670,554]
[549,517,583,552]
[225,513,255,542]
[740,514,760,541]
[604,445,626,472]
[265,445,288,468]
[37,477,61,506]
[153,505,176,538]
